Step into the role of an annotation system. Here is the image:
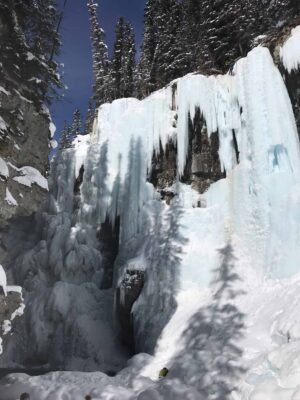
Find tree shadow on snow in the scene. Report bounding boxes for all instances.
[133,180,188,355]
[165,244,246,399]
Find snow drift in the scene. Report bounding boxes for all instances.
[1,41,300,400]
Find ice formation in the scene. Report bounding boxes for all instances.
[1,45,300,400]
[280,25,300,72]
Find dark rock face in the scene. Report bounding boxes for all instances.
[148,106,224,196]
[74,164,85,195]
[116,270,145,352]
[149,139,177,190]
[0,290,23,351]
[182,107,224,193]
[98,216,121,290]
[0,89,50,229]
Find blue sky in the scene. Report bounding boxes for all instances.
[51,0,145,142]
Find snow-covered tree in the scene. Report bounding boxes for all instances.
[71,109,82,137]
[122,22,136,98]
[155,0,191,87]
[111,17,136,100]
[84,99,95,135]
[138,0,191,97]
[0,0,62,107]
[267,0,300,28]
[137,0,159,98]
[59,121,73,149]
[87,0,111,107]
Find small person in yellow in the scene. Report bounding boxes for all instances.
[158,367,169,379]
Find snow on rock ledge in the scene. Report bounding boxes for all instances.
[280,25,300,72]
[0,264,24,356]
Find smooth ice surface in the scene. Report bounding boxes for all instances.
[281,25,300,72]
[1,46,300,400]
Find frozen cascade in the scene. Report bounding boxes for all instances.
[1,45,300,399]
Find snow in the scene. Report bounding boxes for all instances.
[26,52,35,61]
[13,166,48,190]
[0,116,7,133]
[0,86,10,96]
[2,320,12,335]
[0,264,7,296]
[1,46,300,399]
[5,188,18,207]
[0,157,9,178]
[280,25,300,72]
[50,139,58,149]
[49,121,56,139]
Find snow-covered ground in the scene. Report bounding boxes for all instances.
[1,31,300,399]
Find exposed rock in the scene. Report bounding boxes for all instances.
[0,88,50,229]
[74,164,85,195]
[182,107,225,193]
[97,216,121,290]
[0,289,23,354]
[116,269,145,352]
[148,139,177,190]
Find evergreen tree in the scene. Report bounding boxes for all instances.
[84,99,95,135]
[138,0,190,96]
[182,0,203,71]
[71,109,82,137]
[111,17,125,100]
[59,121,73,149]
[0,0,63,106]
[267,0,300,28]
[137,0,159,98]
[155,0,191,87]
[122,21,136,98]
[111,17,136,99]
[87,0,111,107]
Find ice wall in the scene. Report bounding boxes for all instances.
[1,46,300,370]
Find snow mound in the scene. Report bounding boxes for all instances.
[280,25,300,72]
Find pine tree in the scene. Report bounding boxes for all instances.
[267,0,300,28]
[71,109,82,137]
[138,0,190,97]
[111,18,136,99]
[122,22,136,98]
[191,0,264,71]
[84,99,95,135]
[111,17,125,100]
[0,0,62,107]
[59,121,73,149]
[87,0,111,107]
[137,0,159,98]
[155,0,191,87]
